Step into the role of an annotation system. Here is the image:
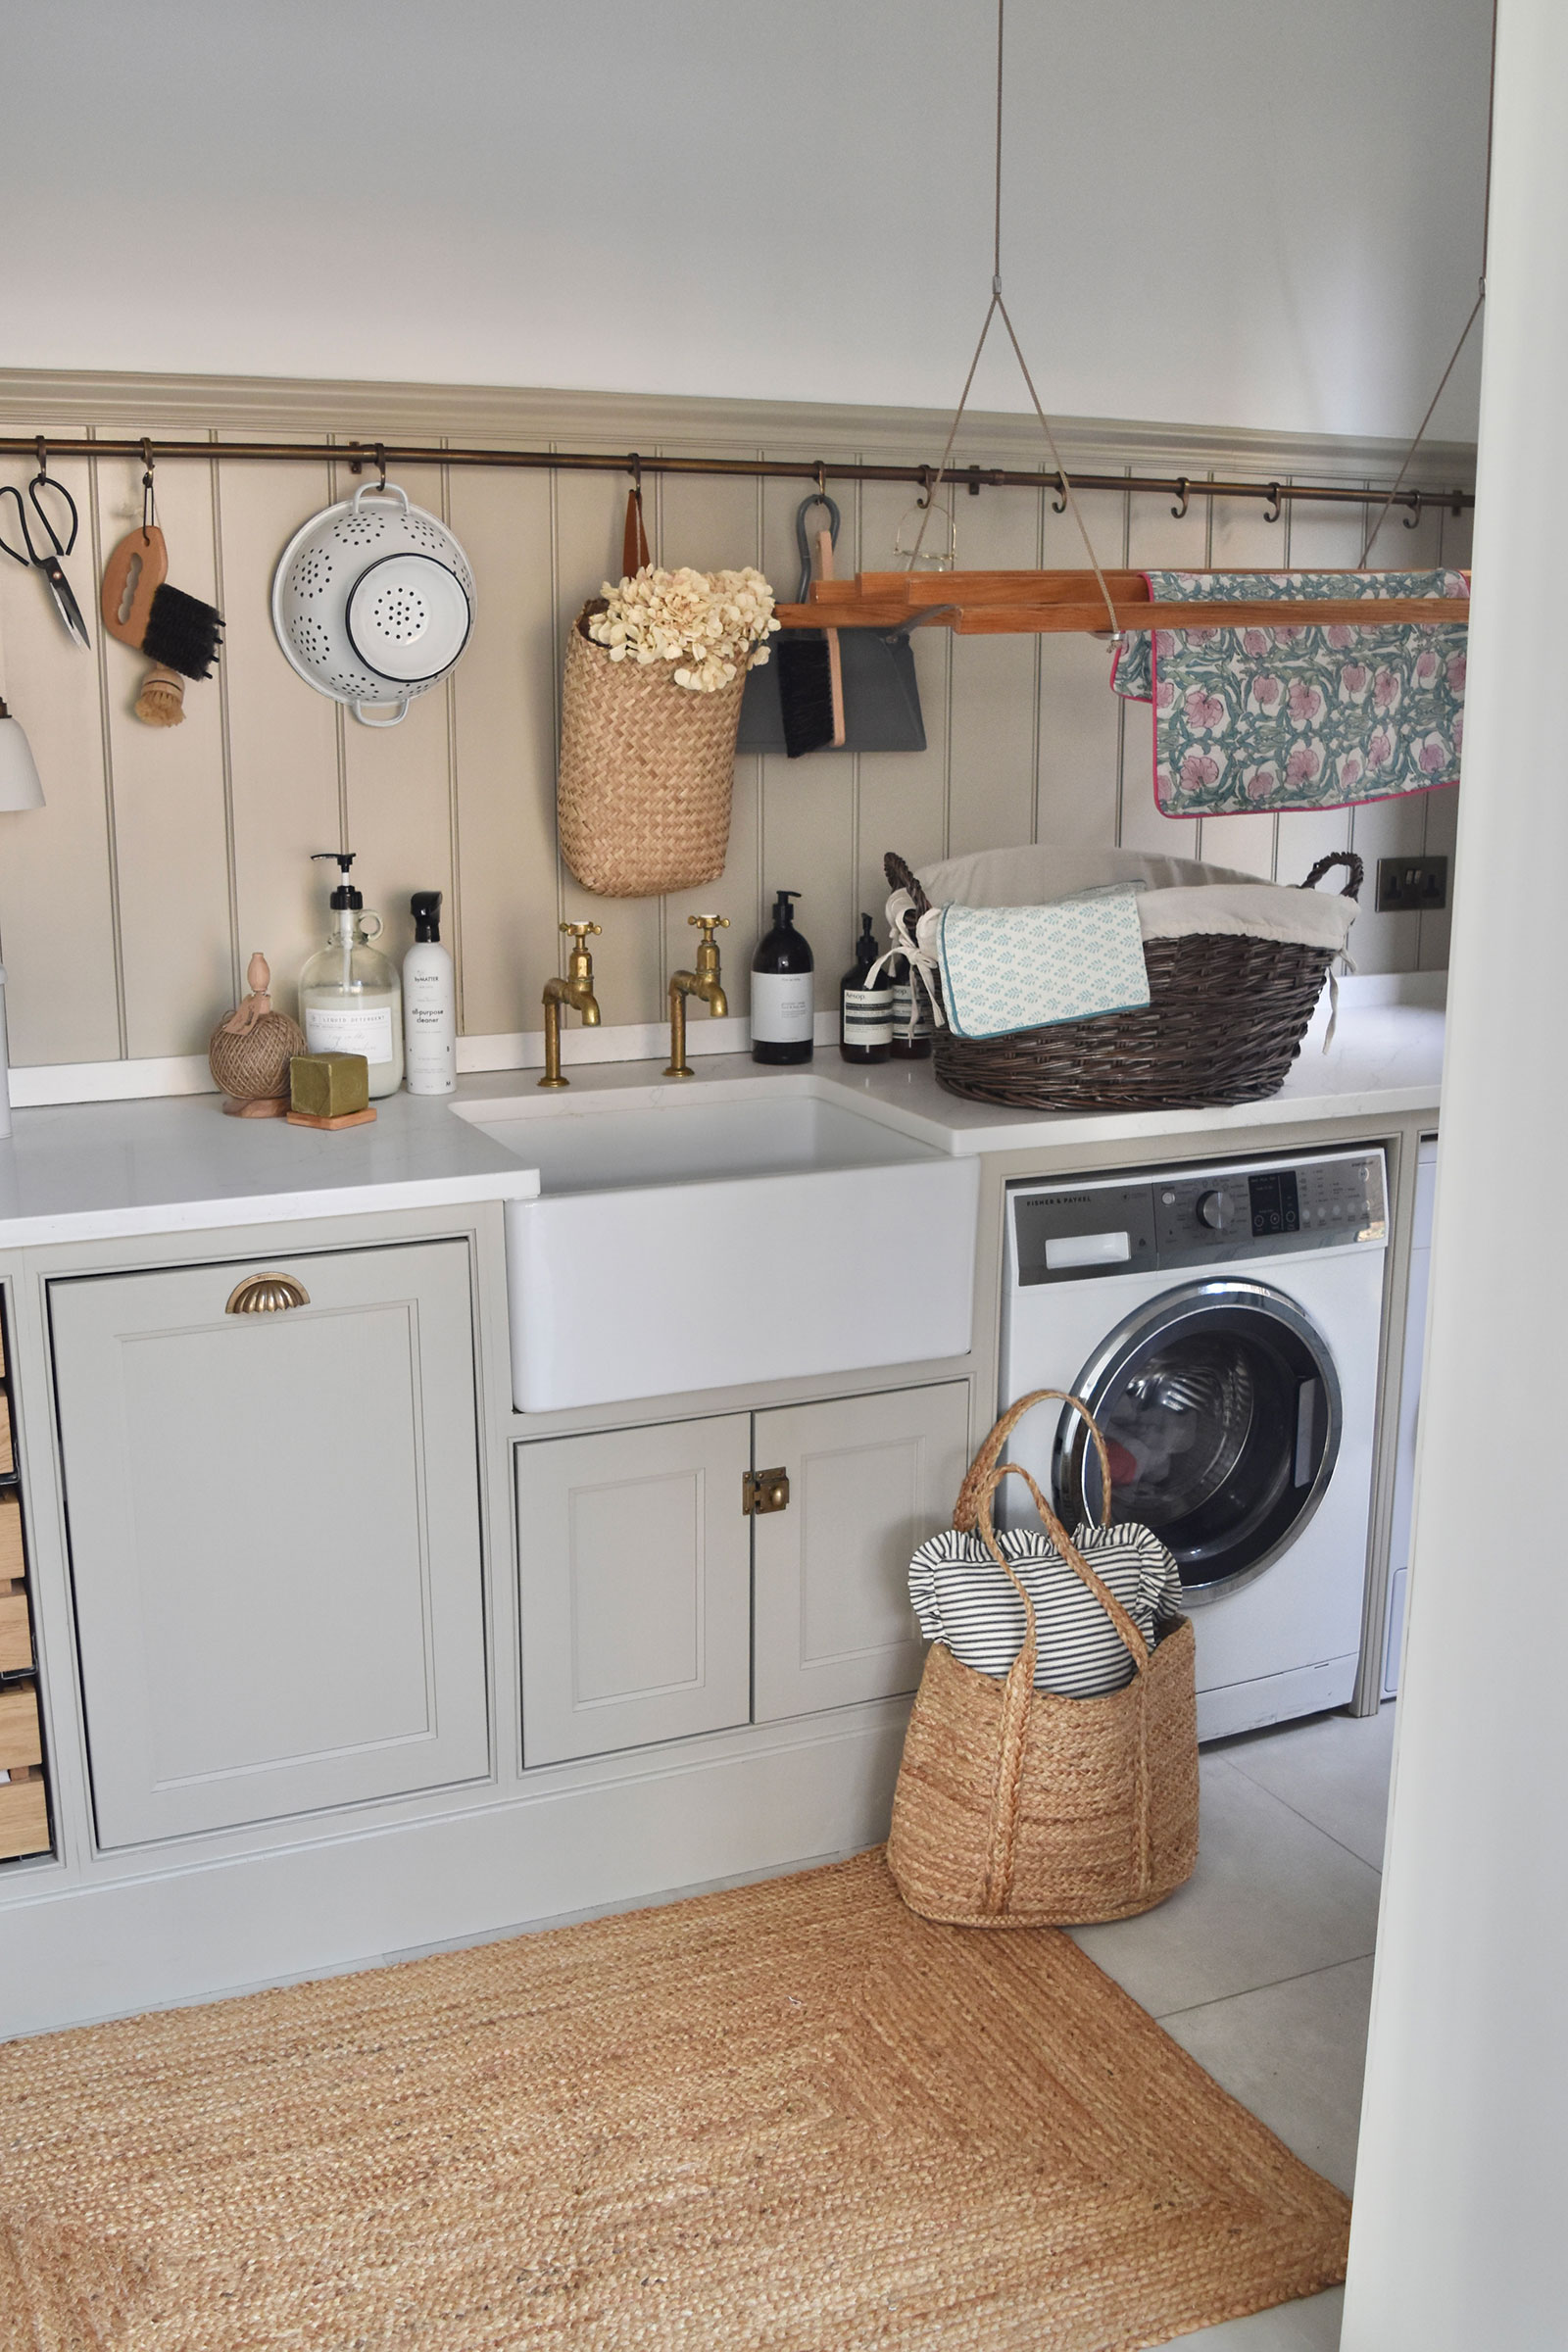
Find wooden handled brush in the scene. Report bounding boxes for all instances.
[101,527,224,727]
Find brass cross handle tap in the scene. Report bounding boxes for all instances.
[539,922,604,1089]
[665,914,729,1078]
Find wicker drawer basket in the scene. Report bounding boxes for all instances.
[885,849,1361,1112]
[0,1679,48,1860]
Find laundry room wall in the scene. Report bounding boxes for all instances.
[0,1,1494,446]
[0,370,1468,1087]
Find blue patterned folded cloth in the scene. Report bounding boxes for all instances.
[1111,568,1467,816]
[935,887,1151,1040]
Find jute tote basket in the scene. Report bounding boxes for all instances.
[888,1390,1200,1929]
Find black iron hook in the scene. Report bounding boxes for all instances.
[33,436,47,483]
[140,438,156,539]
[1170,477,1190,520]
[373,443,388,492]
[1263,481,1283,524]
[1051,472,1068,514]
[915,465,937,512]
[1401,491,1424,530]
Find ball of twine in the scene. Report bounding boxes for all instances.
[209,1009,306,1102]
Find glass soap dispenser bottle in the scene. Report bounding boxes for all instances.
[299,851,404,1098]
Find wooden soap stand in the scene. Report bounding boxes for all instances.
[285,1107,377,1131]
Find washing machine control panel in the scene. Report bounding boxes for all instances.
[1013,1152,1386,1282]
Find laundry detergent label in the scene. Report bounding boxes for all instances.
[304,1003,395,1062]
[751,972,813,1043]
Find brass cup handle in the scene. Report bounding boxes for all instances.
[226,1272,310,1315]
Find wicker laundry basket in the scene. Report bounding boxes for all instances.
[888,1391,1199,1929]
[885,848,1362,1111]
[558,603,747,898]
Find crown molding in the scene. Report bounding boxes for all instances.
[0,368,1476,494]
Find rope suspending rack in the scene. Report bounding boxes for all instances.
[0,433,1472,524]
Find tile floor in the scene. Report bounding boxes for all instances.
[1069,1699,1397,2349]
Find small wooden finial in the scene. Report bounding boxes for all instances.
[220,952,276,1035]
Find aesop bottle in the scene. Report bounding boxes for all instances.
[751,889,814,1064]
[890,950,935,1059]
[839,913,892,1063]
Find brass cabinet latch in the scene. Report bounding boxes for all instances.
[743,1468,790,1516]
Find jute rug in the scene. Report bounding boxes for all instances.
[0,1851,1348,2351]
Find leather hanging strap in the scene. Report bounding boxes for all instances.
[622,487,651,579]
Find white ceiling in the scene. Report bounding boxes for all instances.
[0,0,1491,440]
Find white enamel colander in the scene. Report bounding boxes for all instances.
[270,484,475,727]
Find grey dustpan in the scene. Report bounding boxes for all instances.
[738,495,938,755]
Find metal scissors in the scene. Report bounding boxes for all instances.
[0,466,91,649]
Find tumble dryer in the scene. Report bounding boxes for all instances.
[1000,1149,1387,1740]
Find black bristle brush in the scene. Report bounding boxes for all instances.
[100,525,224,727]
[777,502,846,759]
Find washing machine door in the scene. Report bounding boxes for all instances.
[1053,1278,1343,1601]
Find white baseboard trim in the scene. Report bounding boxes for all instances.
[0,1706,907,2038]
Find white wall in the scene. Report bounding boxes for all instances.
[0,0,1490,441]
[1342,2,1568,2342]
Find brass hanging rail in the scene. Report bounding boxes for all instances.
[0,435,1473,521]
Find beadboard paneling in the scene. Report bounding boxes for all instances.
[221,443,343,1027]
[0,372,1469,1078]
[92,437,234,1057]
[447,456,559,1039]
[0,432,122,1064]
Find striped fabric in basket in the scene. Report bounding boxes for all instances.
[908,1523,1184,1698]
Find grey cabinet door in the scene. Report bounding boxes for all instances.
[50,1240,488,1847]
[516,1416,751,1766]
[752,1383,970,1723]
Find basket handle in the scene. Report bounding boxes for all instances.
[975,1460,1152,1679]
[956,1388,1112,1535]
[1299,851,1364,901]
[884,850,932,937]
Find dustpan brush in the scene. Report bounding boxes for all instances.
[777,526,847,759]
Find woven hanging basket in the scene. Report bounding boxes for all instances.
[885,848,1363,1111]
[888,1390,1200,1930]
[558,605,747,899]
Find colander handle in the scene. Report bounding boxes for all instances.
[353,697,411,728]
[351,482,411,517]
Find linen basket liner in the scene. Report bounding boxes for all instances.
[888,1388,1200,1929]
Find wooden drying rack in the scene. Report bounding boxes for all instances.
[774,569,1472,635]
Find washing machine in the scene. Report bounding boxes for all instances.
[1000,1148,1387,1740]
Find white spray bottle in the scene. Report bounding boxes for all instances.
[403,891,456,1095]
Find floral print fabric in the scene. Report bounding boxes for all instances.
[1111,570,1467,816]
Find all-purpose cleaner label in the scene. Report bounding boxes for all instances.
[305,1004,395,1062]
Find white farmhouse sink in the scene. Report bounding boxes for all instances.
[457,1084,979,1412]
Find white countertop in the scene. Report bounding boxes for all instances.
[0,991,1442,1250]
[455,990,1445,1157]
[0,1090,540,1250]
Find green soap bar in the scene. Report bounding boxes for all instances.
[290,1053,370,1117]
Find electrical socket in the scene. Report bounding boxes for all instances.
[1375,856,1448,913]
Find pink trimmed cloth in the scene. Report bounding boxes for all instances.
[1110,569,1467,815]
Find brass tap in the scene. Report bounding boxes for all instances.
[539,921,602,1088]
[664,915,729,1078]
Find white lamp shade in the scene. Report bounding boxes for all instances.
[0,711,44,810]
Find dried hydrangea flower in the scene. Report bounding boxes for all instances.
[587,564,781,691]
